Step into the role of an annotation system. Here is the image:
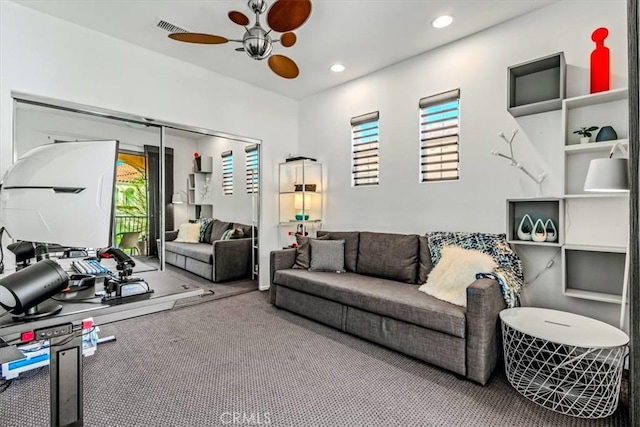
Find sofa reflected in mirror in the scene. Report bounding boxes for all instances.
[164,219,256,282]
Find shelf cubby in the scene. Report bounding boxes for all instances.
[193,156,212,173]
[507,198,564,246]
[563,88,628,147]
[562,245,626,304]
[507,52,565,117]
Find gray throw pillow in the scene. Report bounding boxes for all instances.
[317,231,360,272]
[293,234,328,269]
[310,239,346,272]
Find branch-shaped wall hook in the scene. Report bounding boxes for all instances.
[491,129,546,184]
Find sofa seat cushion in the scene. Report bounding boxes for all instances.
[273,270,465,338]
[165,241,212,264]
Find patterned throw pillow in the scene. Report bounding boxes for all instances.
[426,232,524,308]
[221,228,245,240]
[197,218,214,242]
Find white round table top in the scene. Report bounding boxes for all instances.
[500,307,629,348]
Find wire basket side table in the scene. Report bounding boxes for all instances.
[500,307,628,419]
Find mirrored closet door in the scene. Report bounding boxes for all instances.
[11,96,260,282]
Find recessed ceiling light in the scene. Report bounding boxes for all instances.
[331,64,345,73]
[432,15,453,29]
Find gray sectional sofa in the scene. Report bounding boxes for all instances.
[270,231,506,385]
[164,220,254,282]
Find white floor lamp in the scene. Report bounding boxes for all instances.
[584,142,630,329]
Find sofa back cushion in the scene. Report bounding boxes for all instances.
[356,232,420,284]
[316,231,359,272]
[207,220,233,243]
[418,236,433,284]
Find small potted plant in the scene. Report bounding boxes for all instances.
[573,126,599,144]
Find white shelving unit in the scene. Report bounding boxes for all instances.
[278,159,323,248]
[187,156,213,219]
[562,88,628,197]
[560,88,629,304]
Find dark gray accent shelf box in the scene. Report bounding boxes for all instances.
[508,52,566,117]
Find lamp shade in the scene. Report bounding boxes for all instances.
[171,193,184,204]
[583,158,629,192]
[294,193,311,210]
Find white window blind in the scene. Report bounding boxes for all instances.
[222,150,233,195]
[351,111,379,187]
[419,89,460,182]
[245,144,259,194]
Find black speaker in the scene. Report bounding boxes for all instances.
[0,259,69,320]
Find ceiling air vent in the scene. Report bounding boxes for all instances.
[156,19,188,34]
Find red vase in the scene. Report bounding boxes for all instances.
[590,27,610,94]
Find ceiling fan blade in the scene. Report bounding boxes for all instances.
[268,54,299,79]
[228,10,250,26]
[280,32,296,48]
[168,33,229,44]
[267,0,312,33]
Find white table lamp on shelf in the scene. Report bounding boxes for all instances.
[294,193,311,220]
[583,141,630,328]
[171,191,187,204]
[584,142,629,192]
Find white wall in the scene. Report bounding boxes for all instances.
[195,136,255,227]
[298,1,628,325]
[0,1,299,289]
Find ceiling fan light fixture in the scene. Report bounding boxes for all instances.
[168,0,309,78]
[431,15,453,29]
[330,64,345,73]
[243,25,273,60]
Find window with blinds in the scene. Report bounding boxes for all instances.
[222,150,233,195]
[351,111,380,187]
[245,144,259,194]
[419,89,460,182]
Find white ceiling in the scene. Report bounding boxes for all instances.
[13,0,558,100]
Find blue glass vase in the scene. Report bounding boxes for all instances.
[595,126,617,142]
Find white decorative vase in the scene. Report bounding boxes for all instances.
[532,219,547,242]
[580,136,590,144]
[545,219,558,242]
[517,214,534,241]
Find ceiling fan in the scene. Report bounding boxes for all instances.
[168,0,312,79]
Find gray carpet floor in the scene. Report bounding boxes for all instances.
[139,256,258,305]
[0,291,629,427]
